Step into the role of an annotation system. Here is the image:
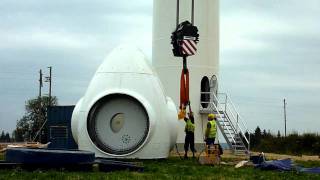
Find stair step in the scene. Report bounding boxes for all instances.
[218,120,230,122]
[234,140,244,143]
[225,131,235,134]
[221,125,233,128]
[219,123,231,126]
[220,124,232,126]
[225,134,236,137]
[225,133,236,136]
[232,142,245,145]
[213,110,225,114]
[222,126,233,128]
[223,130,235,132]
[234,137,243,140]
[232,144,245,146]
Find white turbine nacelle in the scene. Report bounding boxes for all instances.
[71,45,178,159]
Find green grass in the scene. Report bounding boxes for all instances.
[0,155,319,179]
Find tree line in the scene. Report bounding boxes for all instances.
[244,126,320,155]
[0,131,11,142]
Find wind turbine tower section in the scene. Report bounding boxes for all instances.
[152,0,219,143]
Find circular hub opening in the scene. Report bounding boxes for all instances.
[87,94,149,155]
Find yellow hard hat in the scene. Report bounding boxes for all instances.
[208,114,215,119]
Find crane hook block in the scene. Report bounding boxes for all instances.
[171,21,199,57]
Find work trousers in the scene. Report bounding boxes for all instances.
[206,137,215,146]
[184,132,195,153]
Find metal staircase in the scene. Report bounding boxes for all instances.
[200,92,250,155]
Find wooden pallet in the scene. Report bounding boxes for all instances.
[199,144,221,165]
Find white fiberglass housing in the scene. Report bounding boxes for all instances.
[72,45,178,159]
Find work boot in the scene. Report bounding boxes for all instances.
[192,152,195,158]
[184,153,188,159]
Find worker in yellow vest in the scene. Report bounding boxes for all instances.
[205,113,217,148]
[184,112,195,159]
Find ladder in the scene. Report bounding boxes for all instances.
[199,92,250,155]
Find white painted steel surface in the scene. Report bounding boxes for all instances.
[72,45,178,159]
[152,0,219,143]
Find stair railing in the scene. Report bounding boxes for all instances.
[200,92,237,145]
[216,93,251,151]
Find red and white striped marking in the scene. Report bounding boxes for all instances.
[181,39,197,56]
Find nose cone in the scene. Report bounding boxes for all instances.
[72,44,178,159]
[96,45,154,75]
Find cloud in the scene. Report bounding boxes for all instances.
[220,0,320,133]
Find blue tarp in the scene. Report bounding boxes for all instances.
[255,159,293,171]
[254,158,320,174]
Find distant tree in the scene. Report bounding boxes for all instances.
[0,131,11,142]
[15,96,58,143]
[255,126,262,140]
[255,126,262,138]
[277,130,281,138]
[14,115,31,141]
[251,126,262,148]
[4,133,10,142]
[262,129,267,137]
[0,131,5,142]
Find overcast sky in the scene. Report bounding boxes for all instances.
[0,0,319,135]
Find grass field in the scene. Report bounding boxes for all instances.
[0,153,320,179]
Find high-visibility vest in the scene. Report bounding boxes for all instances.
[185,119,195,133]
[208,120,217,138]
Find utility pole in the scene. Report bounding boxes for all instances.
[46,66,52,105]
[39,69,43,97]
[283,98,287,137]
[37,69,43,142]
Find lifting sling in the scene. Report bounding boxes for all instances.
[178,57,193,119]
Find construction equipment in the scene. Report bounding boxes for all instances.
[171,0,199,120]
[172,22,199,119]
[199,144,221,165]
